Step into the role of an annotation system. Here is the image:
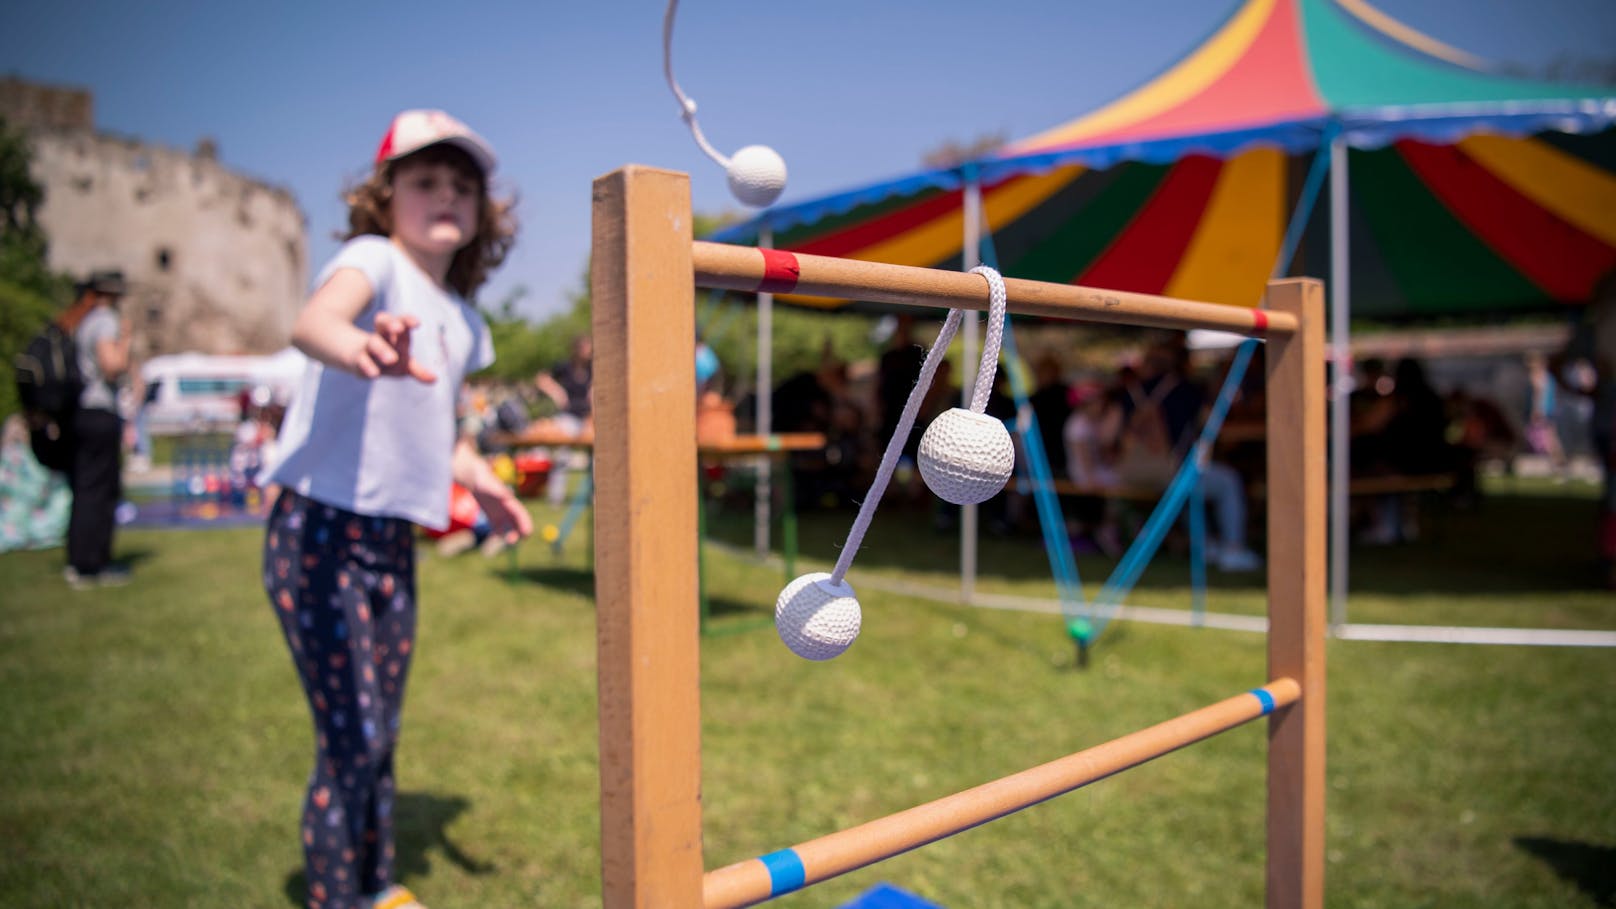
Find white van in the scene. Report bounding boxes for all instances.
[140,349,307,433]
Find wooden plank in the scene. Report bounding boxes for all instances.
[592,166,704,908]
[691,241,1297,336]
[1262,278,1327,909]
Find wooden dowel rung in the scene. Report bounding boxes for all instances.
[703,679,1302,909]
[690,241,1294,336]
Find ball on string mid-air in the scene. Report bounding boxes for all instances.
[775,572,861,661]
[918,407,1015,505]
[726,144,787,208]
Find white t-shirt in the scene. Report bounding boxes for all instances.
[75,304,121,413]
[264,236,493,530]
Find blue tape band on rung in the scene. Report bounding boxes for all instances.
[1251,688,1277,715]
[759,848,806,897]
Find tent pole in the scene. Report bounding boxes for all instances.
[961,177,983,605]
[1328,134,1351,630]
[755,224,774,560]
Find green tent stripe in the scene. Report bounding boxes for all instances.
[992,166,1125,273]
[1299,0,1610,109]
[1000,162,1168,284]
[1342,184,1413,319]
[1352,147,1543,314]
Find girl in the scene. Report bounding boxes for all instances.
[261,109,531,909]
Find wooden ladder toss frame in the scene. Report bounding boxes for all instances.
[590,165,1326,909]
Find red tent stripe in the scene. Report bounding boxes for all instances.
[1395,140,1616,302]
[1080,0,1324,149]
[1077,155,1224,293]
[787,188,961,258]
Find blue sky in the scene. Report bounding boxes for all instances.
[3,0,1613,322]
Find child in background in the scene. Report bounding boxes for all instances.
[259,109,531,909]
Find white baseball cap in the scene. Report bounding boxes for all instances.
[373,109,496,175]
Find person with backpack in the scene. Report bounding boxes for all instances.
[64,269,133,588]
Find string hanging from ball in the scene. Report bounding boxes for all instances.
[917,267,1015,505]
[773,267,1014,660]
[662,0,788,208]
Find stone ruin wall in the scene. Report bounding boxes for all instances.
[6,79,308,360]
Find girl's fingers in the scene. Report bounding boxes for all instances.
[407,359,438,384]
[366,332,400,366]
[354,349,380,378]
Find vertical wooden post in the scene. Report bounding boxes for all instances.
[1263,278,1326,909]
[592,166,704,907]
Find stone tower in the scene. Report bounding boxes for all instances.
[3,77,308,359]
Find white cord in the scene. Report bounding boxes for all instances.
[829,267,1007,583]
[967,266,1007,414]
[662,0,730,169]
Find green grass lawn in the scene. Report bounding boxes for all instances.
[1,479,1612,907]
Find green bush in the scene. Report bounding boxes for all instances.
[0,278,60,422]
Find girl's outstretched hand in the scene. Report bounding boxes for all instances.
[470,475,533,544]
[357,312,438,383]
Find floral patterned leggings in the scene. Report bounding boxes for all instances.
[264,490,417,909]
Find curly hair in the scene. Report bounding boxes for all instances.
[343,144,517,299]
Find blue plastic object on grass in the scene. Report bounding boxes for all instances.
[837,882,947,909]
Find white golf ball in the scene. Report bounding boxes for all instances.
[918,407,1015,505]
[726,144,788,208]
[775,572,861,661]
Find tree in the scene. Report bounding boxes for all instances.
[920,132,1008,170]
[0,117,73,422]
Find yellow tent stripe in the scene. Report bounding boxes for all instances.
[1163,147,1285,307]
[1005,0,1273,153]
[853,206,964,267]
[1458,134,1616,248]
[854,167,1085,267]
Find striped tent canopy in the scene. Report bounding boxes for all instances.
[711,0,1616,320]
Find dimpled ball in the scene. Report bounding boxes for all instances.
[775,572,861,661]
[918,407,1015,505]
[726,145,788,208]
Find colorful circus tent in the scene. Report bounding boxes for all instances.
[709,0,1616,622]
[712,0,1614,319]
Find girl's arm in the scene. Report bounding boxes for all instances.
[291,269,437,382]
[533,371,568,410]
[452,436,533,543]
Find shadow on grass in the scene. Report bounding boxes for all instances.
[899,593,1136,672]
[506,565,595,599]
[704,594,768,620]
[282,791,494,906]
[1514,836,1616,906]
[702,491,1608,598]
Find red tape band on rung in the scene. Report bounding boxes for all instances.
[757,249,801,294]
[1251,309,1269,334]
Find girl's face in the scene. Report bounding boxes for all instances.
[388,159,480,261]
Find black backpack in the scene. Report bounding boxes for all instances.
[14,322,83,471]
